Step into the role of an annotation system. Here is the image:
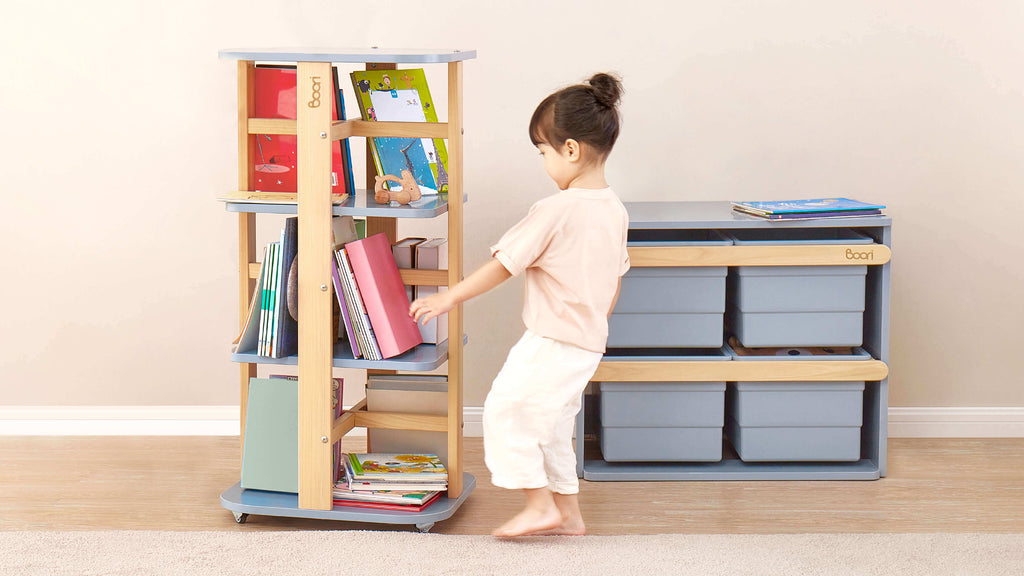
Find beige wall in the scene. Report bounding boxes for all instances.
[2,1,1022,409]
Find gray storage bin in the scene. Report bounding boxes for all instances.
[609,229,731,348]
[726,229,871,347]
[725,381,864,462]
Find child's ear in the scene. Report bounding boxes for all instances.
[564,139,581,162]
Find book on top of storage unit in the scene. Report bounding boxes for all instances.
[732,198,885,216]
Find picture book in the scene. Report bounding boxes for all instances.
[350,68,448,195]
[345,233,423,359]
[253,65,348,197]
[733,206,882,220]
[234,245,268,353]
[332,491,441,512]
[731,198,886,216]
[346,453,448,481]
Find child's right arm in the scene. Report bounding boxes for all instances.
[409,258,512,325]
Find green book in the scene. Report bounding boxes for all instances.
[240,377,298,493]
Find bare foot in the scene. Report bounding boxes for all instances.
[492,506,563,537]
[534,516,586,536]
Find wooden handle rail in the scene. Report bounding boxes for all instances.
[629,244,891,267]
[592,360,889,382]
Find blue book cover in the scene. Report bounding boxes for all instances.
[732,198,886,215]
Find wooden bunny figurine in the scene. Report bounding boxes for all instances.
[374,170,422,204]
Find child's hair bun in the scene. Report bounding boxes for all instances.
[588,73,622,108]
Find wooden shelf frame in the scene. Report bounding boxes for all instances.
[230,55,470,515]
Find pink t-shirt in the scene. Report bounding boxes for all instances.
[490,187,630,353]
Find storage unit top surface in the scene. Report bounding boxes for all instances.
[625,201,891,230]
[219,47,476,63]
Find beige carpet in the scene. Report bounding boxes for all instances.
[2,531,1021,575]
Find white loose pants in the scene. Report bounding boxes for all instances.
[483,330,602,494]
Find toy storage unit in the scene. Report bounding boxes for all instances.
[608,230,730,348]
[576,201,891,481]
[726,229,872,347]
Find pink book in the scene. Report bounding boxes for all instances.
[344,233,424,358]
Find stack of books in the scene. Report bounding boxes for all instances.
[332,233,423,360]
[233,217,299,359]
[333,453,448,512]
[731,198,885,220]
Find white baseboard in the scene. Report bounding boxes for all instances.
[887,407,1024,438]
[2,406,1021,438]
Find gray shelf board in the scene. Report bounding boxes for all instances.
[232,338,451,371]
[624,201,891,230]
[219,48,476,63]
[582,458,880,481]
[223,192,465,218]
[220,473,476,526]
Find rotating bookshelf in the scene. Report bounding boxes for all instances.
[217,48,476,532]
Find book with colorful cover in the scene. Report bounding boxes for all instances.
[253,65,348,197]
[733,206,882,220]
[346,453,447,481]
[332,491,441,512]
[345,233,423,359]
[731,198,885,216]
[334,461,443,502]
[349,68,448,195]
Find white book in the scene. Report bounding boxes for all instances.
[414,238,449,344]
[391,237,425,302]
[234,245,268,354]
[258,242,279,357]
[271,227,287,358]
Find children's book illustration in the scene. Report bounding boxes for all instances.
[254,65,348,196]
[350,69,448,195]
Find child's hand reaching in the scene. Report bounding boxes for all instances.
[410,292,456,325]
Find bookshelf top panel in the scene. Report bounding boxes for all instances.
[219,48,477,63]
[624,201,891,230]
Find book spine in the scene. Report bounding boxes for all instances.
[271,228,286,358]
[339,248,382,360]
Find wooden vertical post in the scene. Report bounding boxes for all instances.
[446,60,465,497]
[296,61,335,511]
[237,61,258,457]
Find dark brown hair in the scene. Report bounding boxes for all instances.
[529,72,623,158]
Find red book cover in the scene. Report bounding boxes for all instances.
[253,65,348,195]
[344,233,424,359]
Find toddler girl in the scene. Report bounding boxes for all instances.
[410,72,629,537]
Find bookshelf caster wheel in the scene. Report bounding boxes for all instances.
[233,512,249,524]
[416,523,434,533]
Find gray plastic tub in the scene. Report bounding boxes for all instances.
[599,347,729,462]
[726,229,871,347]
[609,229,731,348]
[725,346,867,462]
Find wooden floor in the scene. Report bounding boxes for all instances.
[1,437,1022,534]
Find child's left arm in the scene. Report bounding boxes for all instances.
[409,258,512,325]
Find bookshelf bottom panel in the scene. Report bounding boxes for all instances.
[220,473,475,529]
[581,458,880,481]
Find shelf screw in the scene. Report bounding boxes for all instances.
[320,284,328,291]
[321,436,328,443]
[320,131,327,139]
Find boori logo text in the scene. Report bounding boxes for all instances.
[308,76,321,108]
[845,248,873,260]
